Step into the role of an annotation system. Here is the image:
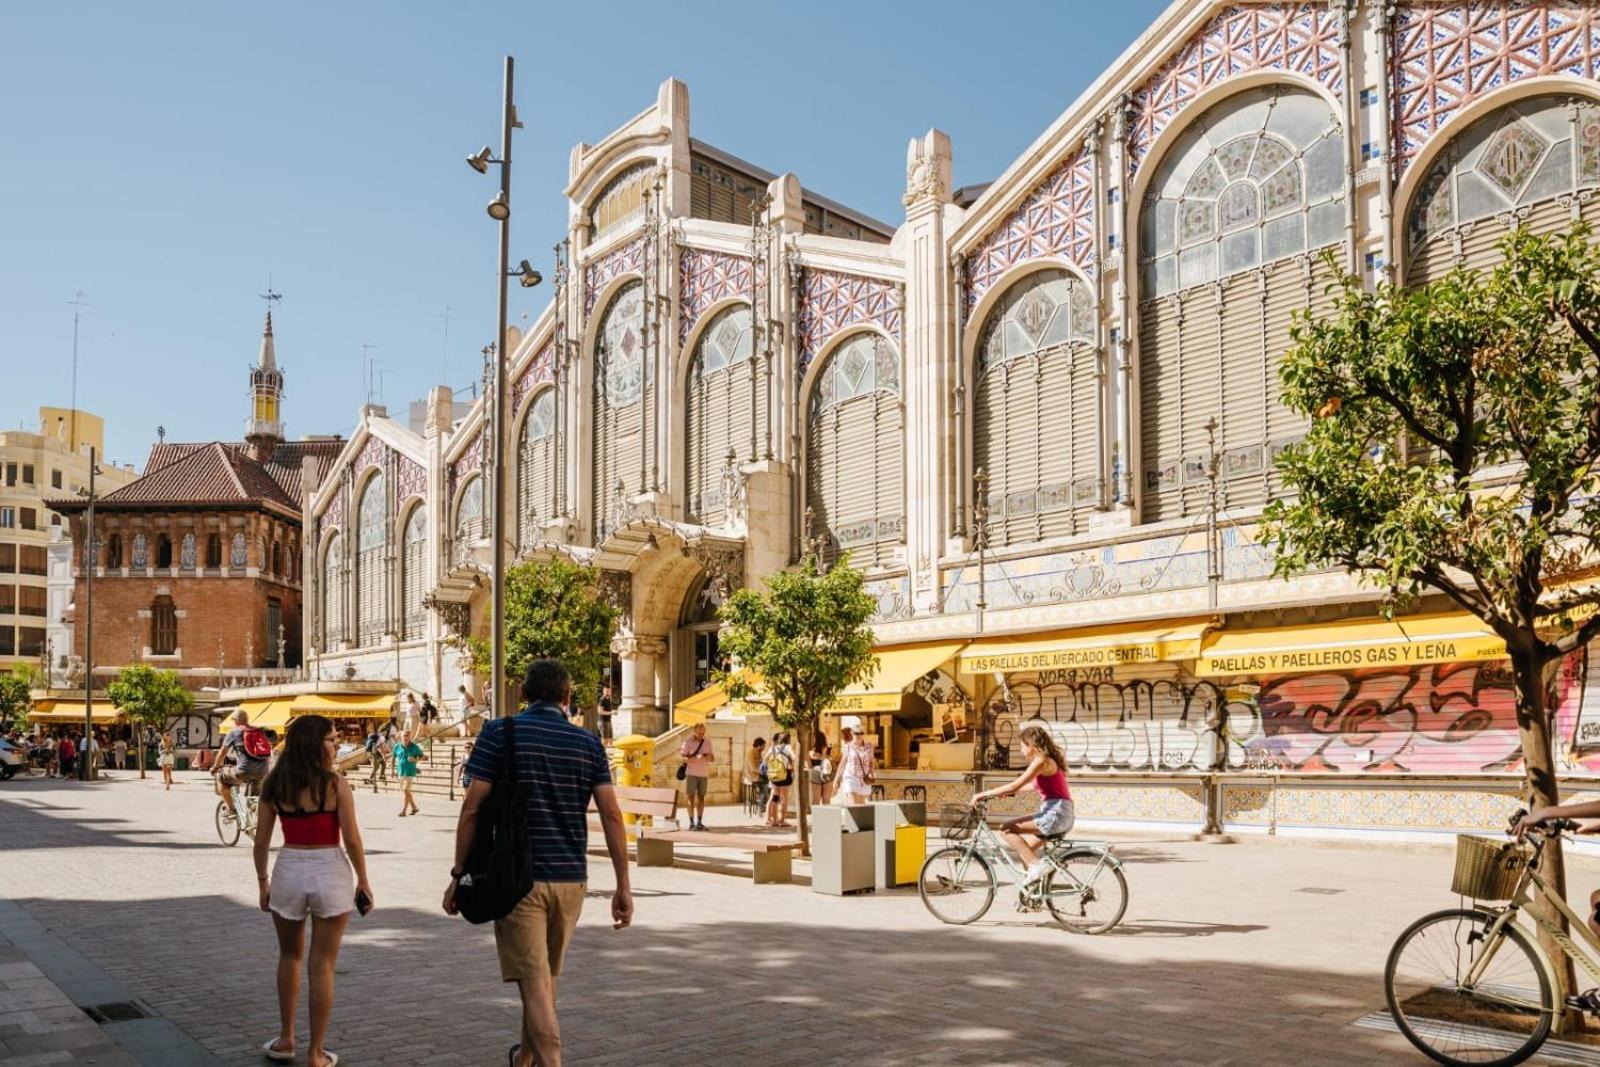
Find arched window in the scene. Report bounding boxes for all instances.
[156,534,173,569]
[205,533,221,569]
[972,270,1098,546]
[180,532,196,571]
[321,533,345,650]
[270,541,282,576]
[454,475,484,565]
[807,332,903,567]
[231,532,247,568]
[1137,86,1347,521]
[104,534,121,569]
[589,163,651,240]
[686,305,763,522]
[1408,94,1600,283]
[356,472,387,646]
[517,390,558,550]
[591,281,649,541]
[401,505,427,640]
[151,595,177,656]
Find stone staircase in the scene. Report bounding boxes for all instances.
[340,714,483,801]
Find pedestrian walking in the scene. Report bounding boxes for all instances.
[808,731,833,806]
[57,733,77,779]
[443,659,633,1067]
[454,740,474,791]
[254,714,372,1067]
[158,733,176,790]
[678,723,713,830]
[831,719,876,806]
[597,684,615,743]
[113,736,128,771]
[743,736,767,812]
[764,733,796,828]
[393,730,423,815]
[421,693,438,729]
[403,693,422,736]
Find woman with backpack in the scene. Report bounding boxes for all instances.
[764,733,796,828]
[254,714,372,1067]
[808,731,833,806]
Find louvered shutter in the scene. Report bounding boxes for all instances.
[402,510,425,640]
[322,537,345,649]
[1214,271,1266,512]
[1138,297,1184,522]
[870,391,905,565]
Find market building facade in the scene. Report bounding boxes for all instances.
[305,1,1600,838]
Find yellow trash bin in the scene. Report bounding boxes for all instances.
[610,734,655,832]
[894,823,927,887]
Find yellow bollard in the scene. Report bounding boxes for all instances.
[609,734,655,836]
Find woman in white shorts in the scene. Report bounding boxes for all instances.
[157,733,176,791]
[831,720,876,805]
[253,714,371,1067]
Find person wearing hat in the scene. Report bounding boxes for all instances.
[831,717,875,806]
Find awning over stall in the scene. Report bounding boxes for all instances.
[1194,612,1506,677]
[238,698,291,730]
[27,700,122,725]
[825,641,968,714]
[958,618,1212,675]
[287,693,396,719]
[674,670,761,726]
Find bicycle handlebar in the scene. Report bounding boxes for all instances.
[1508,807,1579,843]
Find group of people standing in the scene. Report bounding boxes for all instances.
[13,728,180,788]
[735,718,878,828]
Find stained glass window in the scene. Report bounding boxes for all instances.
[596,281,648,409]
[358,472,386,551]
[811,332,901,414]
[526,390,554,440]
[976,269,1094,373]
[690,305,753,382]
[589,163,651,240]
[356,472,387,646]
[456,476,483,533]
[1140,87,1344,298]
[1409,95,1600,250]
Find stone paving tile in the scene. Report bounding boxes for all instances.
[7,770,1594,1065]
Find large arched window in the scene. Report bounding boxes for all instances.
[355,472,387,647]
[1137,86,1346,522]
[401,505,426,640]
[589,163,651,240]
[321,533,345,650]
[1408,94,1600,283]
[807,332,903,567]
[972,270,1099,546]
[591,281,649,541]
[686,305,764,522]
[454,475,484,565]
[517,390,557,550]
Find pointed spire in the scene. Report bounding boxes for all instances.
[258,308,277,372]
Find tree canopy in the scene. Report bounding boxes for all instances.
[470,557,620,711]
[0,669,31,732]
[105,665,193,777]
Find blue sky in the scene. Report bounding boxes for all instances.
[1,1,1167,469]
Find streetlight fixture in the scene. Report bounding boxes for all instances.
[486,192,510,222]
[466,146,494,174]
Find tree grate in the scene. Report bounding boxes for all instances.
[82,1001,152,1024]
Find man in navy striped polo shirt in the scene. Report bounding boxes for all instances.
[446,660,632,1067]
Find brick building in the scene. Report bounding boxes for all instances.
[51,310,341,738]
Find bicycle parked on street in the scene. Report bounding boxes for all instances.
[1384,808,1599,1066]
[215,785,258,846]
[918,799,1128,933]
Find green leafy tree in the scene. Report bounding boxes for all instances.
[717,554,877,850]
[470,558,620,718]
[1266,229,1600,1015]
[0,668,32,733]
[105,665,193,779]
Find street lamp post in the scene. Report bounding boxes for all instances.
[81,447,96,780]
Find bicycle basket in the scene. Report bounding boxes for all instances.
[1452,834,1529,900]
[941,805,981,841]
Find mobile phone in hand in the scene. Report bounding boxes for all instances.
[355,888,373,916]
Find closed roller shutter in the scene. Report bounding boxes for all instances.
[401,508,426,640]
[591,282,648,542]
[806,333,903,568]
[355,474,387,648]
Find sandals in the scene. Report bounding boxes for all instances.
[508,1043,522,1066]
[261,1038,294,1062]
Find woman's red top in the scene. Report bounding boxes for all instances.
[1034,765,1072,801]
[279,804,341,847]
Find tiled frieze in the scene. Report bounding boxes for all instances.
[583,236,647,314]
[963,148,1096,316]
[512,337,557,412]
[395,455,426,507]
[679,247,754,345]
[796,268,902,374]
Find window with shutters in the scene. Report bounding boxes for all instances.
[322,533,346,650]
[686,305,764,522]
[591,281,649,542]
[401,505,427,640]
[589,163,650,240]
[517,389,558,550]
[972,270,1099,546]
[355,472,386,647]
[1408,95,1600,284]
[151,595,177,656]
[205,534,221,569]
[1137,87,1346,522]
[454,475,485,566]
[807,331,903,568]
[690,154,767,226]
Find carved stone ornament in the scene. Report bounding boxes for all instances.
[903,132,949,207]
[596,569,633,629]
[611,633,668,659]
[682,541,744,603]
[423,594,471,641]
[719,452,747,527]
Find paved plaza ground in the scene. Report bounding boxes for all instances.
[4,772,1594,1065]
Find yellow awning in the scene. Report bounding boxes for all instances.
[1194,612,1506,677]
[28,701,122,725]
[675,671,760,726]
[959,618,1212,675]
[825,641,967,714]
[287,693,396,719]
[239,698,291,730]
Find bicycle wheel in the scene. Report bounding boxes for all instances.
[1043,849,1128,934]
[215,800,241,847]
[1385,908,1552,1067]
[918,846,996,925]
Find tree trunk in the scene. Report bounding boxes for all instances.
[797,720,813,856]
[1511,648,1577,1031]
[138,727,146,780]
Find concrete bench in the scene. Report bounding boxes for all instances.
[606,786,802,883]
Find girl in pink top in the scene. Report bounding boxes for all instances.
[972,724,1075,886]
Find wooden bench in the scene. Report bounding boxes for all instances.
[606,786,803,884]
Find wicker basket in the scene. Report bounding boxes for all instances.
[940,805,981,841]
[1452,834,1530,900]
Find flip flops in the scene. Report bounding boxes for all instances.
[261,1038,294,1062]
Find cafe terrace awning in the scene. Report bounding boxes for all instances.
[1193,612,1506,677]
[675,671,760,726]
[824,641,968,714]
[27,700,123,724]
[287,694,396,720]
[237,698,291,730]
[958,618,1212,675]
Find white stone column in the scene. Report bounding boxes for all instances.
[613,633,669,737]
[901,130,956,614]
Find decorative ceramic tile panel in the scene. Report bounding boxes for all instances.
[583,237,646,314]
[321,490,345,533]
[449,428,484,497]
[796,268,902,374]
[1129,4,1343,177]
[1391,4,1600,173]
[511,337,557,412]
[679,247,754,344]
[395,455,426,508]
[354,435,386,477]
[964,148,1096,315]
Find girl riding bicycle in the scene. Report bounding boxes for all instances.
[972,723,1074,886]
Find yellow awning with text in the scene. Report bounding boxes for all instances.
[825,641,967,714]
[674,671,761,726]
[27,700,122,725]
[287,693,396,719]
[1194,612,1506,677]
[958,618,1212,675]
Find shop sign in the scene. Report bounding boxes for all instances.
[1195,633,1508,677]
[825,691,902,713]
[962,642,1172,673]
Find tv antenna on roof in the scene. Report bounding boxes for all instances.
[67,291,91,452]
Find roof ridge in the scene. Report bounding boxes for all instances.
[217,442,251,499]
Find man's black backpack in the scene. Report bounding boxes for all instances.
[454,715,535,924]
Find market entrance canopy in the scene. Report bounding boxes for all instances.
[825,641,968,714]
[1194,612,1506,677]
[958,619,1212,675]
[674,670,762,726]
[287,694,396,719]
[28,700,122,724]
